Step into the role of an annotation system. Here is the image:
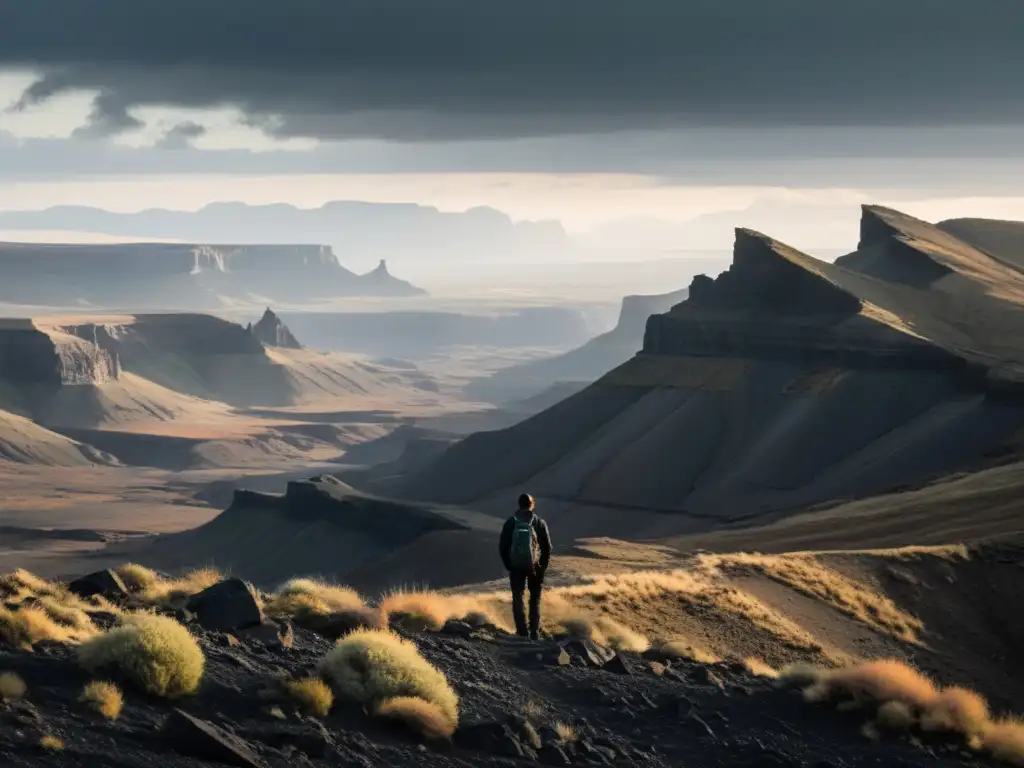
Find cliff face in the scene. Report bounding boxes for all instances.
[398,206,1024,535]
[0,242,425,308]
[249,308,302,349]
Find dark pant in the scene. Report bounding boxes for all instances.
[510,570,543,636]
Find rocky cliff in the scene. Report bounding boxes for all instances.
[0,242,425,308]
[466,286,689,403]
[397,206,1024,537]
[248,308,302,349]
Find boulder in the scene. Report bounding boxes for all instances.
[164,708,266,767]
[187,578,264,633]
[441,620,475,638]
[239,620,294,650]
[603,652,638,676]
[67,569,127,601]
[560,639,614,667]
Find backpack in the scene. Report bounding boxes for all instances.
[509,515,539,571]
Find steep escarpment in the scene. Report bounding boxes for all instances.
[248,307,302,349]
[467,286,689,403]
[396,207,1024,539]
[136,476,501,587]
[0,242,424,309]
[937,216,1024,273]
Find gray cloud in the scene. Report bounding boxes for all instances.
[69,91,144,139]
[0,1,1021,142]
[3,127,1024,196]
[155,120,206,150]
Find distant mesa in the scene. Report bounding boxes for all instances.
[466,285,689,403]
[0,242,426,309]
[396,204,1024,538]
[248,308,302,349]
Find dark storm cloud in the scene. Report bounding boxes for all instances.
[0,0,1021,141]
[69,92,144,139]
[154,120,206,149]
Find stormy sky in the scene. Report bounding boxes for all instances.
[0,1,1022,234]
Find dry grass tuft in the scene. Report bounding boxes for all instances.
[775,662,823,690]
[0,569,57,599]
[79,681,123,720]
[376,588,510,634]
[703,553,924,644]
[0,671,27,700]
[921,686,990,738]
[0,604,93,647]
[983,717,1024,766]
[876,700,916,732]
[265,578,365,620]
[811,659,938,709]
[376,696,456,739]
[321,628,458,733]
[378,589,453,631]
[655,638,720,665]
[280,676,334,718]
[115,563,160,593]
[39,735,64,751]
[743,657,779,678]
[553,614,649,652]
[554,721,578,743]
[78,613,204,698]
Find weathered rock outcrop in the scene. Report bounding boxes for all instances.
[138,476,500,587]
[396,206,1024,536]
[0,242,425,308]
[247,308,302,349]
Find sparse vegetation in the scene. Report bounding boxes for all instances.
[79,681,123,720]
[280,676,334,718]
[78,613,204,698]
[786,658,1024,765]
[554,721,578,743]
[321,628,458,737]
[743,657,779,678]
[376,696,456,740]
[0,671,26,700]
[702,553,924,644]
[39,735,64,751]
[983,717,1024,766]
[654,638,720,664]
[264,577,365,620]
[115,563,160,593]
[876,701,916,732]
[0,604,91,647]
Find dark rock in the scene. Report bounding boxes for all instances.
[561,639,614,667]
[173,607,197,625]
[218,633,241,648]
[240,621,294,650]
[303,608,384,639]
[603,652,638,676]
[67,569,127,600]
[457,721,527,759]
[164,708,266,767]
[188,578,264,633]
[441,620,474,638]
[537,744,572,765]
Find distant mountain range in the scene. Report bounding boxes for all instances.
[0,242,424,309]
[0,202,572,265]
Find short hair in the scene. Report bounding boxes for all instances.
[518,493,535,510]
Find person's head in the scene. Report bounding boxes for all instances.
[517,493,535,512]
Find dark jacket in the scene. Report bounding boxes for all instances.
[499,510,552,573]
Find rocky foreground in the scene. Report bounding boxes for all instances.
[0,569,1007,768]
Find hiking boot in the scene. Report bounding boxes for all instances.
[529,631,540,641]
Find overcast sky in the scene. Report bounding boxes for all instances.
[1,1,1022,233]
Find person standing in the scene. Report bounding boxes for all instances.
[499,493,552,640]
